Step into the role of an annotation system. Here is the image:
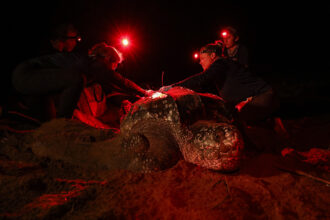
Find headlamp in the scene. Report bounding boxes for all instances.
[221,31,228,38]
[62,35,82,43]
[122,38,129,46]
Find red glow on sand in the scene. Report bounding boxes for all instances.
[23,179,107,211]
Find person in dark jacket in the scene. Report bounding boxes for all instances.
[220,26,249,69]
[11,23,86,121]
[161,43,279,124]
[11,52,87,121]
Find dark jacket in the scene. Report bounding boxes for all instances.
[86,61,146,98]
[11,51,87,118]
[224,44,249,68]
[12,52,88,92]
[172,58,271,105]
[12,52,87,95]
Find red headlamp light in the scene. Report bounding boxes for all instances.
[121,38,129,47]
[193,52,199,59]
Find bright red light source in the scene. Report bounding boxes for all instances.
[221,31,228,37]
[122,38,129,46]
[193,53,199,59]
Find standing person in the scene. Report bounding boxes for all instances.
[161,43,279,125]
[11,23,86,121]
[220,26,249,69]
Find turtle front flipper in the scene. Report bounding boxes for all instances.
[120,93,183,173]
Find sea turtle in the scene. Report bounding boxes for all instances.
[30,87,244,173]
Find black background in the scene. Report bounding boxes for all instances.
[4,1,330,93]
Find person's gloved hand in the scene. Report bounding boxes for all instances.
[159,85,172,92]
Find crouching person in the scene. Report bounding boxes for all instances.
[74,42,149,128]
[12,53,85,122]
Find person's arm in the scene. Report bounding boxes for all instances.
[112,71,147,97]
[171,59,227,91]
[171,71,206,91]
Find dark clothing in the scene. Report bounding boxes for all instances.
[224,44,249,68]
[172,58,271,105]
[12,52,87,119]
[86,61,146,98]
[171,58,277,122]
[83,60,147,128]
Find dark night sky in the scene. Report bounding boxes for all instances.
[5,1,330,91]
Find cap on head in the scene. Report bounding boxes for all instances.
[88,42,124,63]
[200,43,222,56]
